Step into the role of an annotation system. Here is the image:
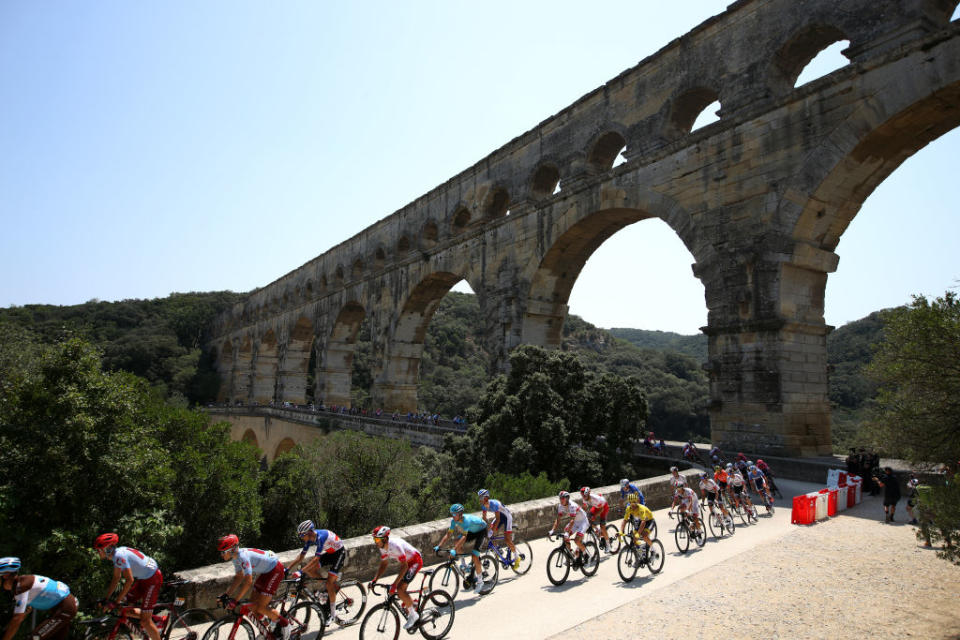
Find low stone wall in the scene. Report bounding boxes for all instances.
[176,468,699,609]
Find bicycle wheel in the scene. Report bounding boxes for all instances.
[747,505,758,524]
[723,512,735,534]
[707,512,720,538]
[477,553,499,595]
[417,589,454,640]
[169,609,216,640]
[647,519,658,541]
[580,541,600,577]
[693,520,706,547]
[358,602,399,640]
[733,501,748,525]
[604,524,621,554]
[616,545,639,583]
[674,523,689,554]
[332,581,366,626]
[427,562,459,600]
[511,539,533,575]
[646,540,665,574]
[767,499,776,515]
[202,618,254,640]
[288,602,326,640]
[545,547,570,586]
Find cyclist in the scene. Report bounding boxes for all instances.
[714,465,728,497]
[548,491,589,564]
[668,467,686,509]
[217,535,291,640]
[477,489,520,570]
[580,487,613,554]
[619,493,655,557]
[756,459,779,496]
[286,520,345,623]
[709,444,723,465]
[93,533,163,640]
[675,486,703,534]
[369,526,422,631]
[747,464,773,508]
[619,478,646,508]
[682,441,704,464]
[728,464,754,513]
[433,504,489,594]
[698,472,731,520]
[0,558,77,640]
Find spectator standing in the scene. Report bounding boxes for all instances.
[873,467,901,523]
[845,448,859,476]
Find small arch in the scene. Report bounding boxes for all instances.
[772,24,849,90]
[587,131,627,172]
[531,164,561,199]
[241,429,260,450]
[451,206,472,234]
[274,438,297,459]
[334,265,345,284]
[282,291,290,306]
[421,221,439,248]
[397,235,411,254]
[305,279,314,295]
[373,246,387,269]
[352,257,364,280]
[668,87,721,137]
[483,188,509,219]
[321,274,328,290]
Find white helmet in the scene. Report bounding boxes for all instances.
[296,520,314,537]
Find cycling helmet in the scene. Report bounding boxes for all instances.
[0,557,21,574]
[748,464,757,471]
[450,503,465,516]
[558,490,570,500]
[94,533,119,550]
[714,466,721,472]
[477,489,490,499]
[699,473,708,479]
[579,486,590,496]
[620,478,629,488]
[217,534,240,552]
[627,493,639,504]
[296,520,315,537]
[372,526,390,539]
[757,459,766,467]
[725,463,733,469]
[669,466,678,473]
[747,460,754,466]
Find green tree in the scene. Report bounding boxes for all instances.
[865,292,960,563]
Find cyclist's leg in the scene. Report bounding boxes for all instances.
[135,574,163,640]
[32,595,77,640]
[252,564,287,622]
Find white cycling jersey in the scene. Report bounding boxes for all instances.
[670,475,687,488]
[699,478,720,493]
[583,493,607,508]
[730,471,746,487]
[380,536,421,563]
[558,501,589,527]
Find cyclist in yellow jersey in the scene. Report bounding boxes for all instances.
[620,493,655,552]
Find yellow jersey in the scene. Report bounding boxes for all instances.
[624,503,654,522]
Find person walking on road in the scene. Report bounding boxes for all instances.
[873,467,901,523]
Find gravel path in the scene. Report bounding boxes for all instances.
[551,496,960,640]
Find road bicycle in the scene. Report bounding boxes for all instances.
[483,531,533,575]
[587,516,621,555]
[616,531,664,582]
[705,502,736,539]
[274,570,367,627]
[544,531,599,586]
[668,510,706,553]
[359,578,454,640]
[201,595,324,640]
[82,580,214,640]
[427,549,498,598]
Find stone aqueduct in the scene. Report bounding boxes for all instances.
[208,0,960,457]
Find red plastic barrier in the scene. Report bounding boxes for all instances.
[838,471,848,486]
[847,481,858,508]
[792,494,816,524]
[826,488,838,516]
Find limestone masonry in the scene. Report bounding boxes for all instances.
[207,0,960,457]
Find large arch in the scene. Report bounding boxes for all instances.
[252,329,279,404]
[373,271,474,412]
[318,302,366,408]
[232,335,253,404]
[216,340,233,402]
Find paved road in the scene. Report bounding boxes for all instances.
[322,477,821,640]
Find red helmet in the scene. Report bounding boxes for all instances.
[217,534,240,552]
[579,486,590,496]
[372,526,390,539]
[94,533,119,549]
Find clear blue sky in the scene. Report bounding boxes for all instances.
[2,2,958,335]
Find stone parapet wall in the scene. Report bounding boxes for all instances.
[175,469,699,609]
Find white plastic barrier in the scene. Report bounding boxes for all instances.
[851,479,862,504]
[811,491,830,521]
[827,468,844,487]
[836,486,848,512]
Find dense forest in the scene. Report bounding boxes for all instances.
[0,290,885,446]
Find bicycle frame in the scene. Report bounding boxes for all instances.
[484,534,515,568]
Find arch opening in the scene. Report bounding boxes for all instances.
[241,429,260,450]
[669,88,721,136]
[374,246,386,269]
[421,221,439,249]
[794,39,850,88]
[587,131,627,172]
[954,4,960,21]
[252,330,279,405]
[376,272,484,415]
[483,188,509,219]
[232,336,253,404]
[524,210,709,441]
[216,339,233,402]
[451,207,472,234]
[352,258,364,280]
[274,438,297,460]
[318,302,366,409]
[531,164,561,199]
[280,317,314,405]
[398,236,411,254]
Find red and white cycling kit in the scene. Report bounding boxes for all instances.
[678,487,700,514]
[379,537,423,583]
[582,492,609,522]
[558,501,590,537]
